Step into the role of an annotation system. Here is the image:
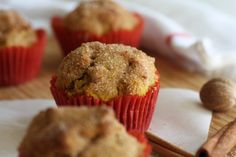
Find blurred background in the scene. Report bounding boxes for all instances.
[198,0,236,17]
[1,0,236,79]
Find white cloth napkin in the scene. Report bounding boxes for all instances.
[1,0,236,78]
[119,0,236,77]
[0,88,212,156]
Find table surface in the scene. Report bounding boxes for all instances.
[0,37,235,156]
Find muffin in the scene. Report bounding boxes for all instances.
[51,0,144,56]
[18,106,151,157]
[0,10,46,86]
[50,42,160,132]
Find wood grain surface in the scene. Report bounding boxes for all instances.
[0,37,235,156]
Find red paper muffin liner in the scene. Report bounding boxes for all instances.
[129,131,152,157]
[0,29,46,86]
[51,13,144,56]
[50,76,160,132]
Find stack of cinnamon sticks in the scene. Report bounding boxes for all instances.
[147,119,236,157]
[197,119,236,157]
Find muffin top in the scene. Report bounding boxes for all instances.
[56,42,158,101]
[0,10,37,48]
[19,106,144,157]
[63,0,138,36]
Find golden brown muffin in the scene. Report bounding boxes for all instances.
[19,106,144,157]
[56,42,158,101]
[63,0,138,36]
[0,10,37,47]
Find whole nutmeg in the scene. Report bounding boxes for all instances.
[200,78,236,112]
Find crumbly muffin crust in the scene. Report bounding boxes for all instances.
[0,10,37,47]
[19,106,144,157]
[63,0,138,35]
[56,42,158,101]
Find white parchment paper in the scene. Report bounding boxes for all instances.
[0,88,212,156]
[0,100,56,157]
[148,88,212,155]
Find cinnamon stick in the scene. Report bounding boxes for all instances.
[196,120,236,157]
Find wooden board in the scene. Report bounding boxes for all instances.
[0,37,235,156]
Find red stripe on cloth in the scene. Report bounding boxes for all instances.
[165,33,190,45]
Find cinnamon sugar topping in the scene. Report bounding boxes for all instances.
[0,10,37,47]
[56,42,158,101]
[19,106,144,157]
[63,0,138,35]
